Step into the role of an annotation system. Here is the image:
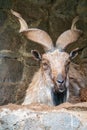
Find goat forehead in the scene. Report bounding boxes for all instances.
[42,49,69,64]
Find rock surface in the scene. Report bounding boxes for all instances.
[0,102,87,130]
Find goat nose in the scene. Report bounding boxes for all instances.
[57,74,64,84]
[57,80,64,84]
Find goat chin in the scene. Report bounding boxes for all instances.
[58,88,66,93]
[53,83,66,93]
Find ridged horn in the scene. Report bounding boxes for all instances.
[11,10,54,51]
[56,16,83,49]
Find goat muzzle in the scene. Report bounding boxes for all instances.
[58,84,66,92]
[53,80,66,93]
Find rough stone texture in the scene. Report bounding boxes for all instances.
[0,54,24,105]
[0,0,87,105]
[0,102,87,130]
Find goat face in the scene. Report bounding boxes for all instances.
[42,49,70,92]
[31,49,74,93]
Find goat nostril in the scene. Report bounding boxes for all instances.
[57,80,64,84]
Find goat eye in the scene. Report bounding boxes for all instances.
[67,61,70,66]
[42,62,49,70]
[66,60,70,66]
[43,62,48,66]
[43,62,48,67]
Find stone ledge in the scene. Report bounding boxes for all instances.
[0,102,87,130]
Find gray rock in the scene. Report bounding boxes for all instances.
[0,102,87,130]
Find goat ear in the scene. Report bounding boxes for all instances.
[69,48,79,59]
[31,50,42,61]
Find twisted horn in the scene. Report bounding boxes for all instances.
[56,16,83,49]
[11,10,54,51]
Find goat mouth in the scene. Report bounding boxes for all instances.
[58,87,65,92]
[54,83,66,93]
